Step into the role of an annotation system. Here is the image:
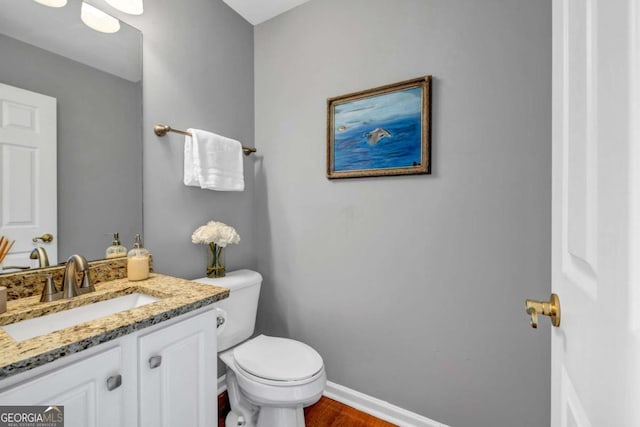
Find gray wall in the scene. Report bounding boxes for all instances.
[123,0,257,278]
[0,34,142,262]
[254,1,551,426]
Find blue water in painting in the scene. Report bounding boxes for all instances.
[334,113,422,171]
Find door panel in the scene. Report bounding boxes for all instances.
[562,0,598,298]
[3,145,36,226]
[560,368,592,427]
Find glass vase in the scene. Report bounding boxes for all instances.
[207,242,225,278]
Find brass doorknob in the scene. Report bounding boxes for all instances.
[32,233,54,243]
[525,293,561,328]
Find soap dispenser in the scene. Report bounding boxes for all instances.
[106,233,127,259]
[127,234,149,281]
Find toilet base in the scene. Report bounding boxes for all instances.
[226,403,305,427]
[225,370,258,427]
[256,405,305,427]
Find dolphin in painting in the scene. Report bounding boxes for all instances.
[363,128,391,146]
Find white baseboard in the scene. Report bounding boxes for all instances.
[324,381,448,427]
[218,375,446,427]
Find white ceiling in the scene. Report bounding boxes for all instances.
[222,0,311,25]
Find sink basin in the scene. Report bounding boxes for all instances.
[2,293,159,342]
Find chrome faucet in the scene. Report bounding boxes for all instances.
[61,255,95,298]
[30,247,50,268]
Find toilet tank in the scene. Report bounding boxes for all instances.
[193,269,262,351]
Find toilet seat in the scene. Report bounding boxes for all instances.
[233,335,324,384]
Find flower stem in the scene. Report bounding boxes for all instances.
[207,242,225,278]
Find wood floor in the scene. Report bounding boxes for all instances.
[218,392,397,427]
[304,396,397,427]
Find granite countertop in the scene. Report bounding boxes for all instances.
[0,273,229,379]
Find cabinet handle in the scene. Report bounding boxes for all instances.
[106,374,122,391]
[149,355,162,369]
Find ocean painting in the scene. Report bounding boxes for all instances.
[327,77,431,179]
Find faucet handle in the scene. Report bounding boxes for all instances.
[29,273,59,303]
[75,256,94,292]
[79,268,95,293]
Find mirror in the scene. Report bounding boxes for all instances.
[0,0,143,273]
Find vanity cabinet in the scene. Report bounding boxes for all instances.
[0,347,127,427]
[0,307,217,427]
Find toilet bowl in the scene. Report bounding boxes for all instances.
[220,335,326,427]
[194,270,326,427]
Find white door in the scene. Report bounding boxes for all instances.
[138,311,217,427]
[0,82,57,269]
[550,0,640,426]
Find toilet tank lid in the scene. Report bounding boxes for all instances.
[193,269,262,291]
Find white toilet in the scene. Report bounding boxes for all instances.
[194,269,326,427]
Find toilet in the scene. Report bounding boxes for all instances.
[194,270,326,427]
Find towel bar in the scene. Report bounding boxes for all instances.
[154,124,257,156]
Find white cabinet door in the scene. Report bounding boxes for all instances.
[138,310,217,427]
[0,347,125,427]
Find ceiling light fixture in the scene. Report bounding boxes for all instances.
[104,0,143,15]
[33,0,68,7]
[81,2,120,34]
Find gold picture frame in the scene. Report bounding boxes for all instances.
[327,76,431,179]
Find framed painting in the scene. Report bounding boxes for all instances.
[326,76,431,179]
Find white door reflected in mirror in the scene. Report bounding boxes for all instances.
[0,82,57,271]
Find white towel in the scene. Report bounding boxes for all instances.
[184,128,245,191]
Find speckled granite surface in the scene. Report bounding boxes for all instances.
[0,257,147,301]
[0,273,228,379]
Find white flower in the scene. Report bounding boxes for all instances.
[192,221,240,247]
